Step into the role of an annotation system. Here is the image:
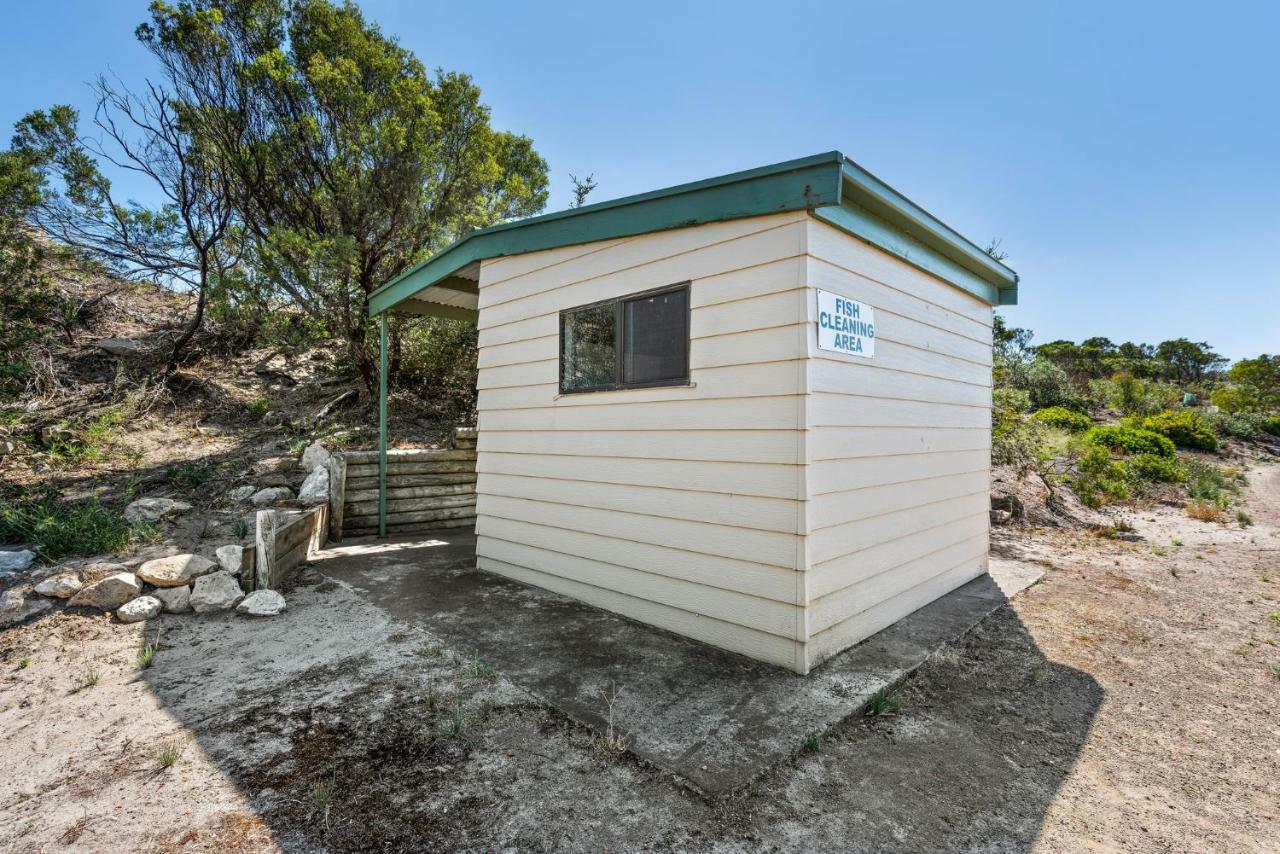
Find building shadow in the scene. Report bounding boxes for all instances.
[132,532,1102,851]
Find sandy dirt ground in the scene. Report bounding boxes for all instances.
[1,464,1277,852]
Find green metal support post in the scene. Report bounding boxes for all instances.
[378,315,388,537]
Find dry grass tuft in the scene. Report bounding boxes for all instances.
[1186,500,1223,522]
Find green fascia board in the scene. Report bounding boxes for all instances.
[369,150,1019,316]
[811,202,1005,307]
[368,152,845,316]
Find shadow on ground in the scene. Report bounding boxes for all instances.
[135,530,1103,852]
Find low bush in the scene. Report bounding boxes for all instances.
[1084,425,1176,458]
[1203,411,1267,442]
[0,492,142,562]
[1128,453,1186,484]
[1262,416,1280,437]
[1185,500,1222,522]
[1074,444,1130,508]
[1184,460,1243,508]
[1031,406,1092,432]
[1131,409,1218,452]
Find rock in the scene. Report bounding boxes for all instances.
[251,487,293,506]
[297,465,329,504]
[70,561,131,584]
[0,438,17,457]
[153,585,192,613]
[137,554,217,587]
[34,572,83,598]
[0,549,36,574]
[68,572,141,610]
[216,544,246,575]
[190,571,245,613]
[39,425,75,447]
[990,509,1013,526]
[252,456,292,476]
[124,497,193,524]
[116,595,162,623]
[0,585,52,628]
[300,442,331,471]
[227,485,256,503]
[97,337,143,356]
[236,589,286,617]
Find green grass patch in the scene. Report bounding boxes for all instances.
[165,460,220,488]
[0,491,153,562]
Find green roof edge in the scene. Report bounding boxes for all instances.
[369,151,1018,316]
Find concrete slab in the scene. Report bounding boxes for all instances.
[314,532,1043,795]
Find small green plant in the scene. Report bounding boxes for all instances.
[1084,425,1176,458]
[864,688,900,717]
[312,777,335,809]
[1027,665,1045,684]
[1130,410,1218,452]
[165,459,220,488]
[137,644,157,669]
[247,399,271,419]
[1237,509,1253,527]
[1185,460,1242,507]
[156,740,183,769]
[804,731,821,752]
[18,657,31,669]
[467,659,495,681]
[1268,611,1280,625]
[1152,547,1168,557]
[1172,538,1184,547]
[233,517,250,539]
[70,666,101,694]
[1031,406,1092,433]
[440,700,464,737]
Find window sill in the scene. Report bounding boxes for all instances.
[553,382,697,401]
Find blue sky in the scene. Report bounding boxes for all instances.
[2,1,1276,360]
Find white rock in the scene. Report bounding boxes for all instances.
[300,442,331,471]
[124,497,193,524]
[190,571,244,613]
[40,425,75,447]
[34,572,83,598]
[297,465,329,504]
[236,589,286,617]
[97,337,143,356]
[0,549,36,573]
[137,554,217,588]
[116,595,162,623]
[251,487,293,506]
[227,485,256,503]
[153,585,192,613]
[0,585,52,627]
[68,572,141,610]
[0,438,17,458]
[216,544,246,575]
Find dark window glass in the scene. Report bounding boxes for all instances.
[560,302,617,392]
[623,288,688,385]
[558,284,689,393]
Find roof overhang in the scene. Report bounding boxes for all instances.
[369,151,1018,318]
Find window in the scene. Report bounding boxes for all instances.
[559,284,689,394]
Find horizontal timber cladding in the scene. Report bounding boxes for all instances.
[799,216,994,671]
[468,211,996,674]
[332,440,477,539]
[474,213,810,672]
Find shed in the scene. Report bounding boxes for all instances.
[369,151,1018,674]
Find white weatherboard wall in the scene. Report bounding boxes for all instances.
[472,210,993,674]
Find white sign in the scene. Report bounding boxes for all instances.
[816,290,875,357]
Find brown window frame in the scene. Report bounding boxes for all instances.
[558,283,691,395]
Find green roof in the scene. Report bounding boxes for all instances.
[369,151,1018,317]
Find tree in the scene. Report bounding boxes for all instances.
[569,172,597,208]
[137,0,549,391]
[1153,338,1227,385]
[1214,355,1280,412]
[13,80,237,371]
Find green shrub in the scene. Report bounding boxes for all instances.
[1084,426,1176,458]
[1091,373,1180,417]
[1261,416,1280,437]
[1128,453,1186,484]
[1203,411,1268,442]
[0,492,141,562]
[1032,406,1092,433]
[992,388,1055,485]
[1074,445,1130,508]
[1184,460,1242,508]
[1131,410,1218,451]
